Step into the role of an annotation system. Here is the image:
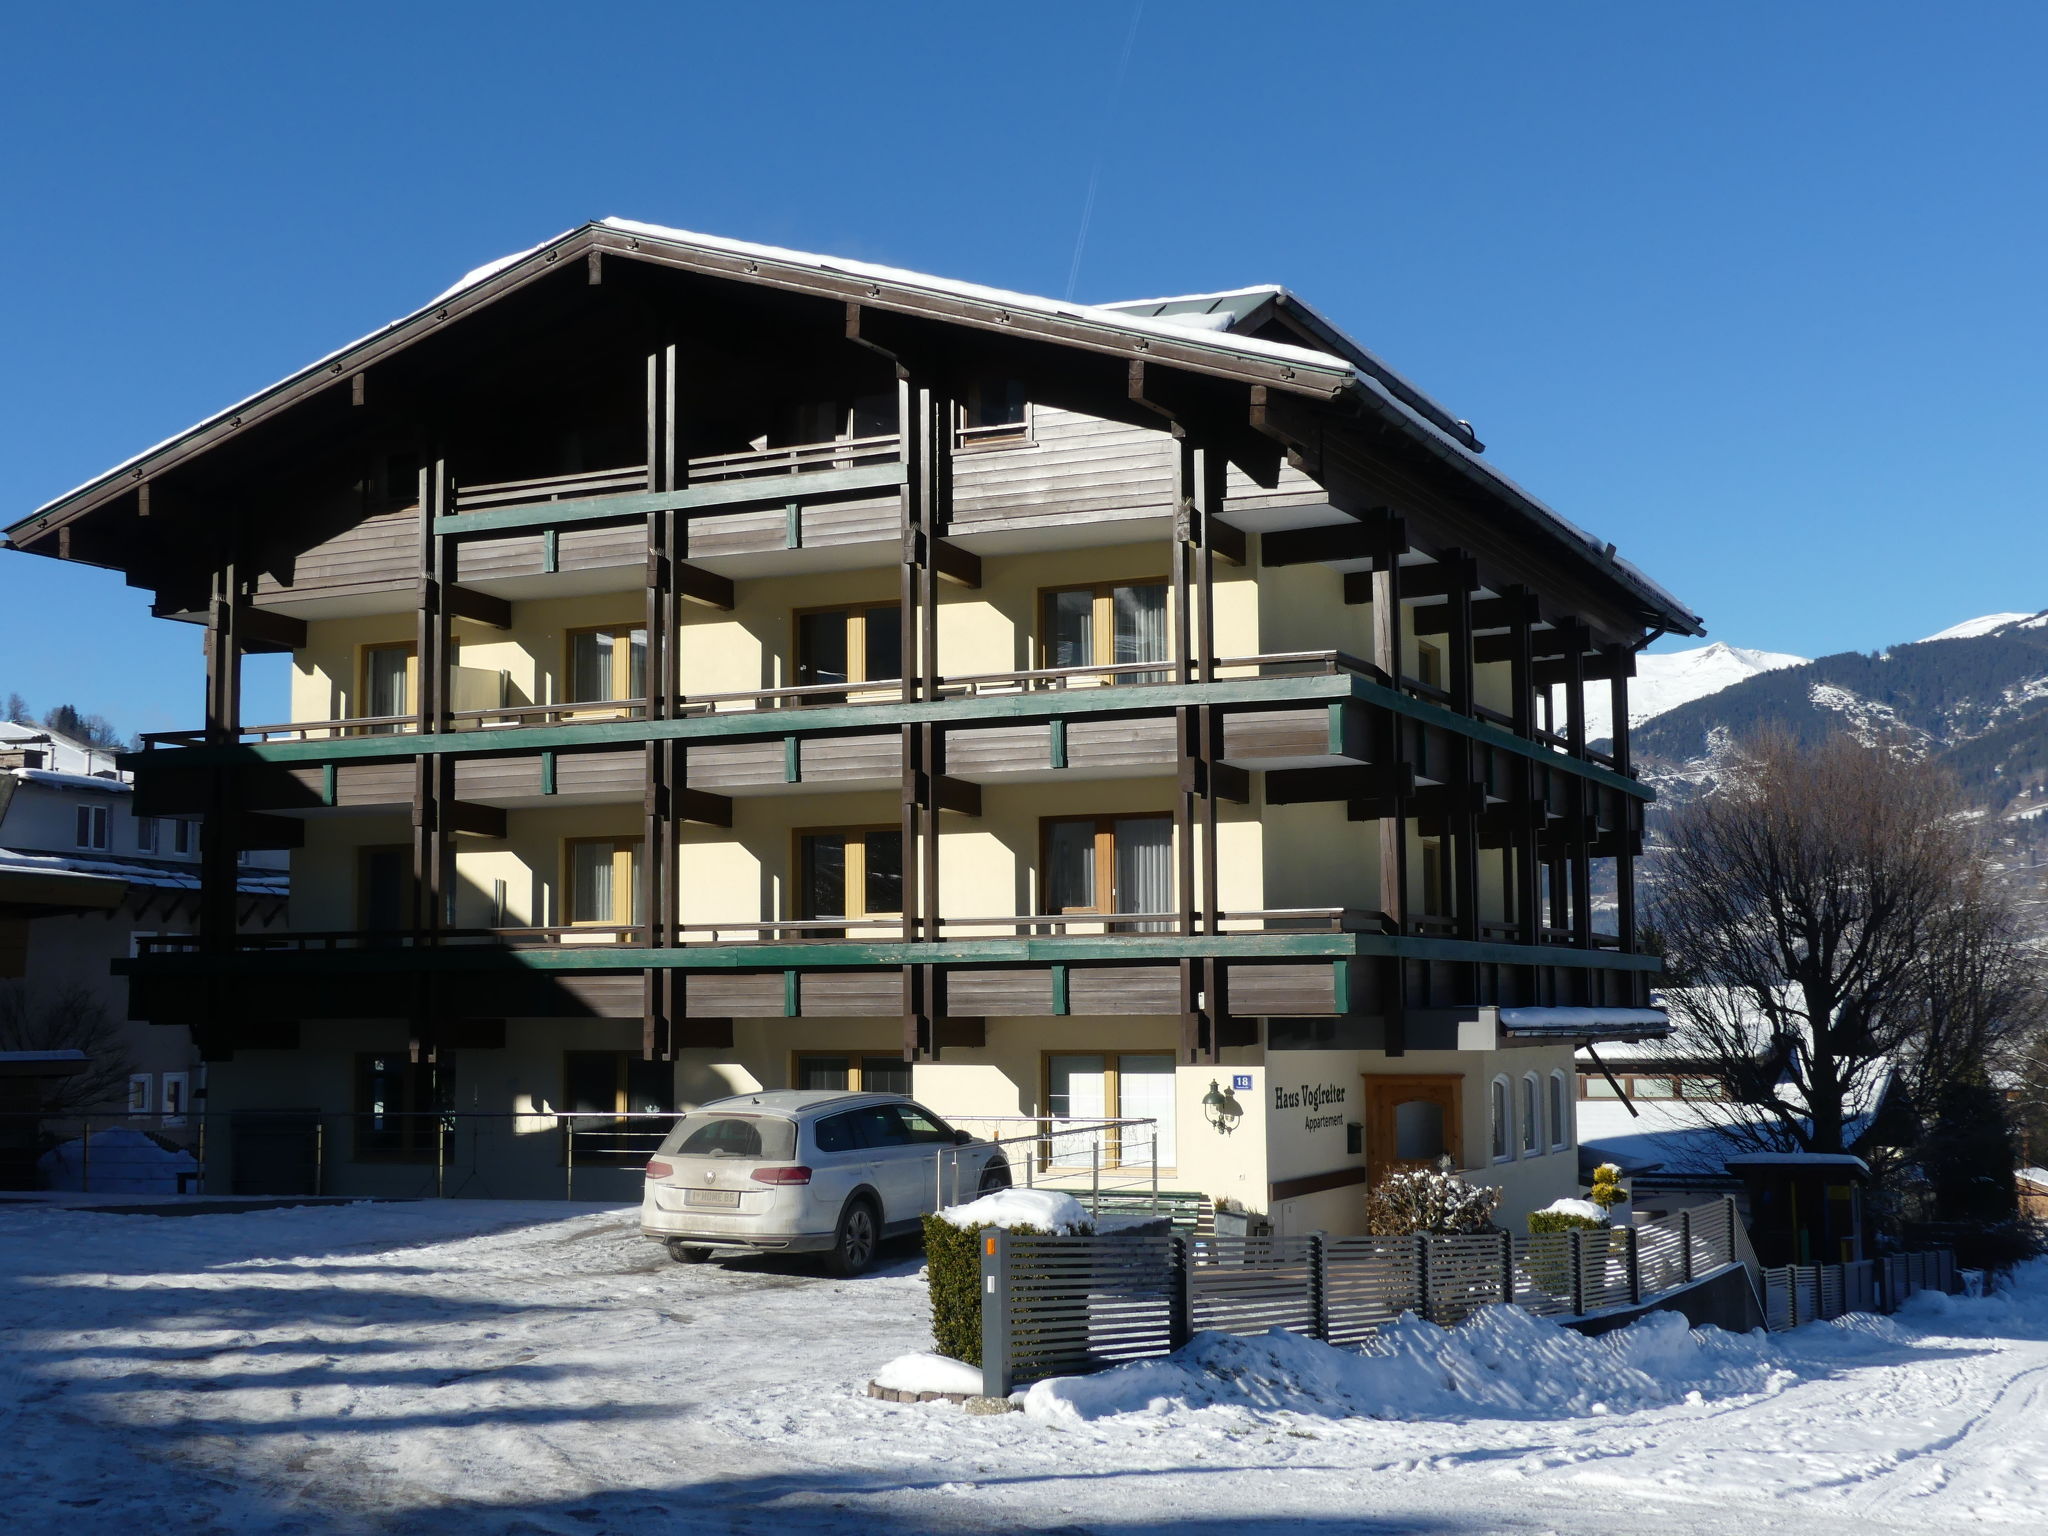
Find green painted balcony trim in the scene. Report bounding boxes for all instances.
[433,461,908,535]
[116,932,1662,979]
[118,672,1652,800]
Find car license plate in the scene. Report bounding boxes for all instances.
[686,1189,740,1208]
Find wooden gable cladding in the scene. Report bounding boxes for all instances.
[249,510,415,607]
[948,406,1173,533]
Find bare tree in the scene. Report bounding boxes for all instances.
[0,982,135,1112]
[1651,732,2041,1168]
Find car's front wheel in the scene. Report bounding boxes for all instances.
[666,1240,714,1265]
[977,1156,1013,1196]
[825,1197,879,1277]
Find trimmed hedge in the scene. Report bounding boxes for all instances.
[1528,1209,1609,1234]
[923,1214,995,1365]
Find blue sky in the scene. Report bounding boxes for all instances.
[4,2,2044,736]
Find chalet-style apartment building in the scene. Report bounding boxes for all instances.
[4,220,1697,1227]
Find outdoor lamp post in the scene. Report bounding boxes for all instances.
[1202,1080,1243,1135]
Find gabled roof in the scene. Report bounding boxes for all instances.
[7,219,1701,635]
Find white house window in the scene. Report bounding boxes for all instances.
[1489,1075,1512,1163]
[127,1074,153,1114]
[160,1072,189,1127]
[171,819,195,856]
[1549,1070,1572,1151]
[1520,1074,1541,1157]
[135,816,159,853]
[75,804,110,850]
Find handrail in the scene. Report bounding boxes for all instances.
[686,433,900,482]
[454,465,650,510]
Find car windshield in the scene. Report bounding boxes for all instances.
[657,1111,797,1160]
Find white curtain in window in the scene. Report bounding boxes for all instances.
[1116,1055,1175,1170]
[1115,817,1173,931]
[1048,1054,1107,1163]
[1114,583,1169,684]
[571,842,614,923]
[570,632,613,702]
[367,647,411,718]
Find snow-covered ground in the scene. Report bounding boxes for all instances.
[5,1198,2047,1535]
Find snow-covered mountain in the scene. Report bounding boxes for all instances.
[1917,611,2045,644]
[1570,641,1808,741]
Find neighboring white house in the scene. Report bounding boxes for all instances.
[0,722,286,1122]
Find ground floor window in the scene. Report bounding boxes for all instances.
[354,1053,451,1163]
[1045,1052,1175,1168]
[792,1051,912,1097]
[563,1050,673,1162]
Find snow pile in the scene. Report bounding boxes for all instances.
[38,1127,198,1193]
[1023,1306,1795,1428]
[936,1188,1091,1234]
[1538,1198,1608,1223]
[872,1352,985,1396]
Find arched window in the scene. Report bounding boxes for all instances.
[1490,1076,1512,1163]
[1520,1074,1541,1157]
[1549,1070,1572,1151]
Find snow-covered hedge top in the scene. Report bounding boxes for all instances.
[936,1189,1091,1235]
[1539,1198,1608,1223]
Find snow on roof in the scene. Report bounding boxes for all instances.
[0,1049,88,1063]
[0,722,128,780]
[1724,1152,1870,1172]
[17,218,1701,633]
[9,768,130,794]
[1498,1006,1668,1039]
[0,845,285,897]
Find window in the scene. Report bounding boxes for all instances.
[160,1072,189,1128]
[566,837,643,927]
[127,1074,153,1114]
[1043,814,1173,929]
[1633,1076,1678,1100]
[1046,1052,1175,1168]
[814,1104,910,1153]
[354,1053,448,1162]
[1680,1077,1726,1101]
[1549,1070,1571,1150]
[1520,1074,1541,1157]
[959,377,1031,446]
[135,816,158,853]
[1041,581,1169,684]
[75,804,109,850]
[795,603,901,698]
[1417,836,1450,918]
[796,828,903,921]
[361,642,416,732]
[1415,639,1445,690]
[171,819,195,856]
[794,1052,913,1097]
[566,624,647,707]
[358,845,415,937]
[563,1049,674,1162]
[1490,1075,1512,1163]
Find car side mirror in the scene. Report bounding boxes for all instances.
[953,1128,975,1145]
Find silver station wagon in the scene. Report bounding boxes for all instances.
[640,1090,1011,1275]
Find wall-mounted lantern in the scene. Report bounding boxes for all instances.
[1201,1079,1244,1135]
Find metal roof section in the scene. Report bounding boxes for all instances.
[7,219,1702,635]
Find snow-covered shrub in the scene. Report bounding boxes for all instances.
[1529,1197,1609,1234]
[923,1190,1095,1366]
[1364,1160,1502,1236]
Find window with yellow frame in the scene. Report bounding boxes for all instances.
[1039,580,1169,683]
[563,837,642,930]
[791,1051,913,1096]
[565,624,647,714]
[794,602,901,699]
[358,641,417,733]
[794,826,904,922]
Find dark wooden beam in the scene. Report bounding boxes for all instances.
[676,787,733,827]
[1267,762,1411,806]
[931,773,981,817]
[444,582,512,630]
[231,811,305,850]
[446,800,508,839]
[1266,514,1403,569]
[1206,514,1247,568]
[675,559,736,610]
[233,604,308,654]
[930,536,981,589]
[1178,757,1250,803]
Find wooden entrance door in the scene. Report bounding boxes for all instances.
[1363,1075,1463,1192]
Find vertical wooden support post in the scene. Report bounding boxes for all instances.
[1516,764,1543,947]
[1174,708,1197,938]
[198,558,241,955]
[1171,431,1195,688]
[1193,444,1220,685]
[1605,643,1632,774]
[1617,798,1640,957]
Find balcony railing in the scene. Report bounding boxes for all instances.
[443,435,904,516]
[134,909,1390,957]
[137,651,1385,750]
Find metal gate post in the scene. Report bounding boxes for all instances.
[564,1115,575,1202]
[1309,1234,1329,1341]
[81,1120,91,1193]
[1416,1234,1432,1324]
[980,1226,1012,1399]
[314,1119,326,1197]
[1680,1208,1693,1283]
[1626,1226,1641,1305]
[1168,1235,1193,1350]
[1500,1230,1515,1308]
[1569,1228,1585,1316]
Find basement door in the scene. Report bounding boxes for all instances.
[1363,1074,1463,1192]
